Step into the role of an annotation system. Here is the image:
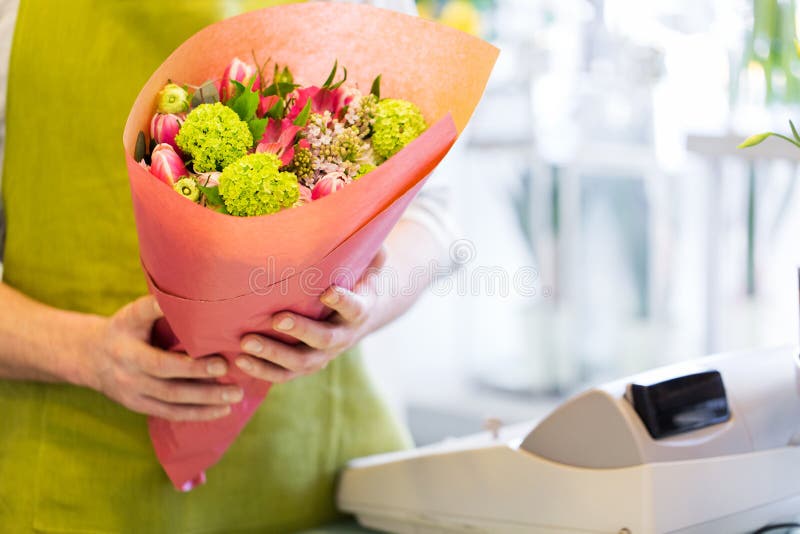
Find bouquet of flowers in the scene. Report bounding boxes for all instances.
[140,58,428,214]
[123,2,497,491]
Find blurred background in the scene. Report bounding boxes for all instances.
[3,0,800,447]
[363,0,800,445]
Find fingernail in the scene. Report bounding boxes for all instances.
[222,388,243,403]
[219,405,231,416]
[236,358,253,372]
[275,315,294,331]
[153,299,162,315]
[207,360,227,376]
[243,339,263,354]
[323,289,339,305]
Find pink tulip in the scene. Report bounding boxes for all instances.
[294,185,313,207]
[150,113,184,153]
[311,172,348,200]
[220,57,258,102]
[150,143,188,185]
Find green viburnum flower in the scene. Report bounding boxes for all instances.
[157,83,191,114]
[173,177,200,202]
[218,153,299,216]
[371,99,427,161]
[176,103,253,173]
[356,163,376,179]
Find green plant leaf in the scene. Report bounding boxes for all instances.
[329,67,348,90]
[198,184,226,210]
[263,82,298,98]
[322,60,338,88]
[293,98,312,126]
[191,81,220,107]
[248,117,269,143]
[279,66,294,84]
[134,131,147,162]
[370,74,381,99]
[790,120,800,143]
[230,80,246,101]
[227,80,259,122]
[266,98,285,120]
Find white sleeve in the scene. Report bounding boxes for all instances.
[317,0,460,257]
[0,1,19,265]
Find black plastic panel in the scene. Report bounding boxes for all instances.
[629,370,730,440]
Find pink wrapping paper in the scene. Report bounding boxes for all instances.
[122,2,498,490]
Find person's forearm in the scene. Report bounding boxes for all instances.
[0,282,101,384]
[364,218,450,333]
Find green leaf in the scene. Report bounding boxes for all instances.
[293,98,313,126]
[134,131,147,162]
[248,117,269,143]
[322,60,338,89]
[263,82,298,98]
[147,138,157,164]
[198,184,224,206]
[279,66,293,84]
[227,80,259,122]
[370,74,381,99]
[234,92,259,122]
[328,67,348,90]
[790,120,800,143]
[266,98,285,120]
[191,81,220,107]
[230,80,246,101]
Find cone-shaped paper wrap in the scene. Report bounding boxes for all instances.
[123,2,497,490]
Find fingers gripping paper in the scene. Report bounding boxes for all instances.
[123,2,497,490]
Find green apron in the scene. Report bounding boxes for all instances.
[0,1,410,532]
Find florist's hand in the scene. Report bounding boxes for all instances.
[236,247,388,383]
[84,295,243,421]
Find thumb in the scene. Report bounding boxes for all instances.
[119,295,164,334]
[369,245,388,271]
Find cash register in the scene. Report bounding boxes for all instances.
[338,346,800,533]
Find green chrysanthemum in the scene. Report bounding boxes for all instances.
[218,153,299,216]
[173,177,200,202]
[371,99,427,161]
[176,103,253,173]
